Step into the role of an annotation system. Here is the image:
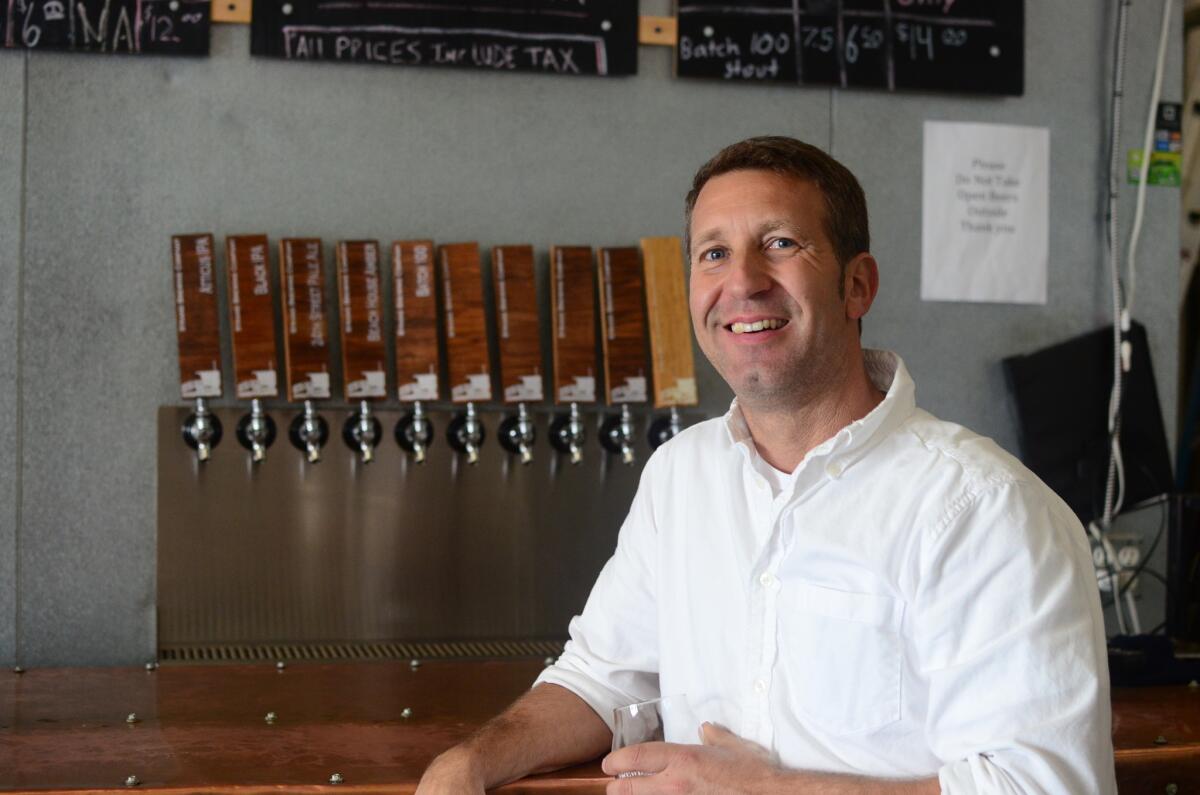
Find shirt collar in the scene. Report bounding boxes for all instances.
[722,349,917,474]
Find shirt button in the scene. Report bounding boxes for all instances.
[753,678,767,694]
[825,461,843,478]
[759,572,775,588]
[756,478,768,490]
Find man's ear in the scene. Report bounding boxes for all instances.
[844,253,879,323]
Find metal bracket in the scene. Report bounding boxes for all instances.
[211,0,250,24]
[638,15,676,47]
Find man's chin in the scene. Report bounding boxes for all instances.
[730,378,798,409]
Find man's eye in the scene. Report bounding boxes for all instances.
[767,238,796,250]
[700,248,727,262]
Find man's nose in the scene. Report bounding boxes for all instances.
[725,250,773,298]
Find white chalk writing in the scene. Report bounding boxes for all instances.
[280,26,605,74]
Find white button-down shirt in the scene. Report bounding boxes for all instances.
[537,351,1115,794]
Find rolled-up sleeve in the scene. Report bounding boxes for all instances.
[913,480,1116,794]
[534,457,663,732]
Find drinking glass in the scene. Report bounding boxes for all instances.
[610,694,698,778]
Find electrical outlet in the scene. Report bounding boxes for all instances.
[1092,533,1143,595]
[1117,544,1141,568]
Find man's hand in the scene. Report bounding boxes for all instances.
[602,723,941,795]
[602,722,781,794]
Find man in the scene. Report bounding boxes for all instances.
[417,137,1115,793]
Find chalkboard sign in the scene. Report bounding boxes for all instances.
[2,0,209,54]
[676,0,1022,95]
[252,0,637,77]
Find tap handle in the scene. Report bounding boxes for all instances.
[289,402,329,463]
[550,406,586,462]
[183,398,224,461]
[395,403,435,462]
[465,409,481,463]
[500,404,537,463]
[600,405,637,463]
[446,405,486,462]
[620,404,636,465]
[343,404,382,463]
[358,407,375,463]
[236,400,276,463]
[648,407,684,450]
[569,403,584,464]
[465,403,481,436]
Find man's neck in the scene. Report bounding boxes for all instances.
[740,352,884,473]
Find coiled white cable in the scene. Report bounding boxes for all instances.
[1100,0,1174,635]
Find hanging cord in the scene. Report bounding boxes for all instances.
[1101,0,1133,634]
[1125,0,1176,317]
[1099,0,1175,635]
[1106,0,1175,523]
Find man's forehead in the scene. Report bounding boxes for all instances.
[689,171,827,242]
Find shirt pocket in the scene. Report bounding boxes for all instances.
[778,580,904,735]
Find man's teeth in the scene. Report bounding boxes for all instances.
[730,319,785,334]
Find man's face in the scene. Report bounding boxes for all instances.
[688,169,854,409]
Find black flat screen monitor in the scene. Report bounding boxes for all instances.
[1003,322,1173,526]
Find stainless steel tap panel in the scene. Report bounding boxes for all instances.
[158,404,661,647]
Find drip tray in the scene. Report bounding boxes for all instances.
[159,638,566,665]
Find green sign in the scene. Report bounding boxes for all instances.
[1128,149,1181,187]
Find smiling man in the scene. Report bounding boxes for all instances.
[417,137,1115,794]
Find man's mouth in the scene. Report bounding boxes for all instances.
[726,318,788,334]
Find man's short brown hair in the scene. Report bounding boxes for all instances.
[684,136,870,269]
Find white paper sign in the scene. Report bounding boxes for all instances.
[921,121,1049,305]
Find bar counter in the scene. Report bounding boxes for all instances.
[1,660,1195,793]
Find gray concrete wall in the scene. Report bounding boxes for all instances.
[0,53,24,668]
[0,1,1183,665]
[853,3,1183,457]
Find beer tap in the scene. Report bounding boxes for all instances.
[600,403,637,464]
[499,402,537,464]
[288,400,329,463]
[647,406,682,450]
[550,402,586,464]
[447,402,485,465]
[395,400,434,464]
[182,397,223,462]
[343,399,382,464]
[236,398,276,463]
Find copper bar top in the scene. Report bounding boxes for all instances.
[0,661,1195,794]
